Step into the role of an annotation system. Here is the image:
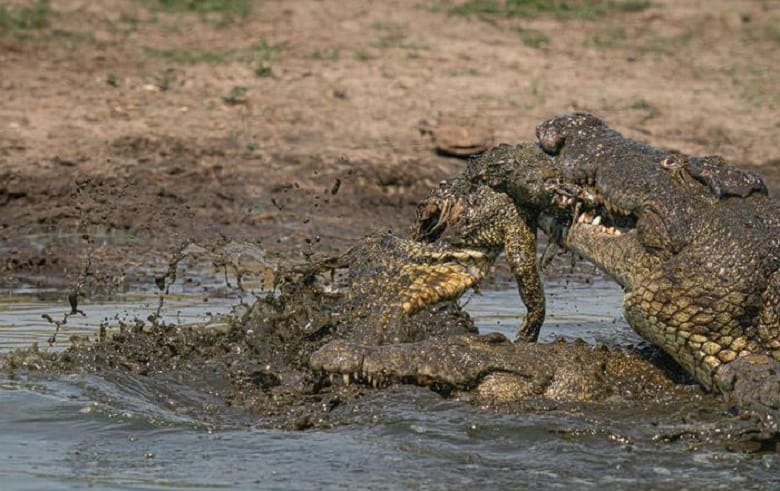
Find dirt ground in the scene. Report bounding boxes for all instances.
[1,0,778,295]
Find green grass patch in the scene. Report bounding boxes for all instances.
[146,38,282,77]
[370,37,429,50]
[515,28,550,48]
[446,0,652,20]
[368,19,428,51]
[147,47,232,64]
[247,39,280,77]
[448,68,482,76]
[310,47,341,61]
[583,24,627,48]
[638,29,693,54]
[584,26,694,53]
[0,1,48,36]
[353,50,374,61]
[222,85,248,105]
[372,20,405,31]
[141,0,252,24]
[629,98,660,119]
[748,22,780,46]
[763,23,780,45]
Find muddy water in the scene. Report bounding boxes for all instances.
[1,278,778,490]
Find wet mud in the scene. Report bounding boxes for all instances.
[2,235,480,430]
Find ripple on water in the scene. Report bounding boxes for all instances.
[1,278,779,490]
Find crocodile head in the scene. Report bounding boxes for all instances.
[535,112,697,255]
[411,171,547,342]
[533,113,768,257]
[412,178,515,250]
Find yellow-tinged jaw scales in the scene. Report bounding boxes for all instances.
[397,251,491,315]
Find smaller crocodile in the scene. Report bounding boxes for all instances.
[1,234,489,427]
[5,226,689,426]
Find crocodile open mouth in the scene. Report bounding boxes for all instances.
[412,195,462,243]
[553,185,638,236]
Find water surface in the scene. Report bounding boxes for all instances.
[1,277,778,490]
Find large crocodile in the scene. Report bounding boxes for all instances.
[530,114,779,399]
[313,116,780,411]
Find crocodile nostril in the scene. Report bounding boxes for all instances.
[536,124,565,155]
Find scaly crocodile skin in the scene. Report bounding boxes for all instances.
[471,113,780,392]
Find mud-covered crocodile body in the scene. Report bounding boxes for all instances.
[2,233,494,428]
[324,233,490,344]
[314,115,779,410]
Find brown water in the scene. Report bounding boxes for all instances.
[1,277,778,490]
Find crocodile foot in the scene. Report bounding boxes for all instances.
[715,354,780,412]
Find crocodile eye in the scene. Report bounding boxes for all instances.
[659,155,684,170]
[536,125,564,155]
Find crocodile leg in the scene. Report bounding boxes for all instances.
[716,271,780,409]
[506,209,545,342]
[413,182,546,343]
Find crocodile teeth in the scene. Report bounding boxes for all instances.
[592,215,602,226]
[601,226,623,236]
[343,373,351,385]
[577,210,595,224]
[329,374,335,384]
